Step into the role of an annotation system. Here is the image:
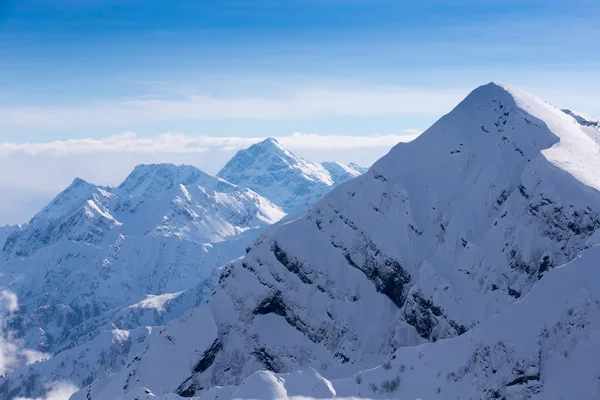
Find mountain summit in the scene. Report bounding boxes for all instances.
[0,162,285,364]
[218,137,365,214]
[0,148,362,399]
[71,82,600,400]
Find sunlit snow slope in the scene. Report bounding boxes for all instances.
[73,83,600,400]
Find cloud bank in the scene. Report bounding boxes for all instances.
[0,131,419,156]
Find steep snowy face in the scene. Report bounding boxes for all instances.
[0,164,285,357]
[3,164,285,258]
[76,82,600,399]
[106,245,600,400]
[217,138,363,214]
[114,164,285,243]
[329,245,600,400]
[2,178,119,257]
[0,225,16,251]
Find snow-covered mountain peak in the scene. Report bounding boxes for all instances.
[218,138,364,213]
[379,81,600,194]
[222,137,334,184]
[33,177,110,220]
[251,136,286,152]
[73,82,600,400]
[117,163,220,199]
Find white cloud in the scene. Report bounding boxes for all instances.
[15,381,79,400]
[0,132,420,225]
[0,131,420,156]
[0,289,50,376]
[0,289,18,375]
[0,290,18,313]
[0,290,19,375]
[0,86,465,128]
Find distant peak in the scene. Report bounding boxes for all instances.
[254,137,284,150]
[118,163,213,195]
[69,177,90,188]
[130,163,207,177]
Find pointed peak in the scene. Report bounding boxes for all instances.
[462,81,514,101]
[68,177,90,188]
[252,137,285,152]
[263,137,280,144]
[220,138,293,170]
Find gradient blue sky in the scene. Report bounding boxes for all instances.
[1,0,599,142]
[0,0,600,224]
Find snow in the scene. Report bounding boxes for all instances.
[321,162,365,183]
[4,82,600,400]
[68,82,600,400]
[218,138,366,215]
[130,292,185,313]
[0,163,287,398]
[0,138,361,399]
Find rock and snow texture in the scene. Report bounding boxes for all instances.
[562,109,600,130]
[0,163,287,398]
[106,245,600,400]
[218,138,366,214]
[1,163,284,352]
[72,82,600,400]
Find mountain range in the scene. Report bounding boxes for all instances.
[218,138,366,215]
[3,83,600,400]
[0,140,364,398]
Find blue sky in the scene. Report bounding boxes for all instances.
[0,0,599,142]
[0,0,599,224]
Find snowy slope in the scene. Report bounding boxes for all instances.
[0,164,284,361]
[217,138,365,214]
[71,82,600,400]
[0,225,15,252]
[144,244,600,400]
[562,109,600,129]
[75,245,600,400]
[0,164,287,399]
[0,275,220,399]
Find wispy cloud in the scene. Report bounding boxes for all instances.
[0,131,420,156]
[0,289,49,375]
[15,381,79,400]
[0,86,465,128]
